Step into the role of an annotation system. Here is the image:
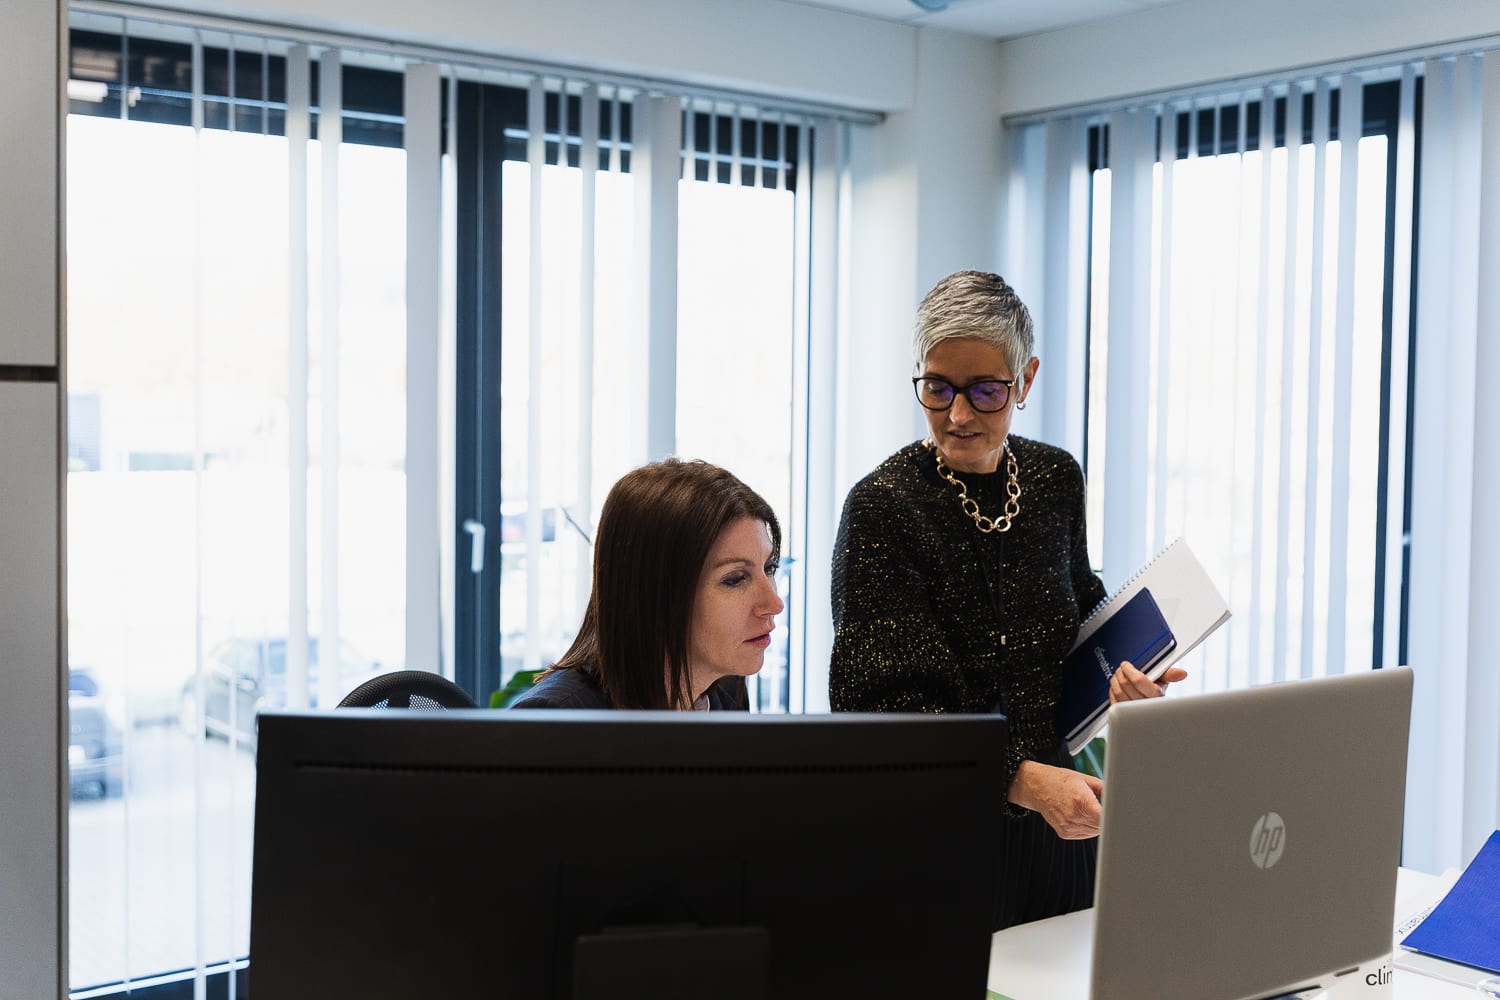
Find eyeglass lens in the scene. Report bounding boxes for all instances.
[914,378,1010,412]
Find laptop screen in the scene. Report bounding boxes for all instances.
[1090,667,1413,1000]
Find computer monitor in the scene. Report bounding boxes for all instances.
[1090,667,1414,1000]
[249,709,1010,999]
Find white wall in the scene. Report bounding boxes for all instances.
[844,27,1009,488]
[165,0,918,112]
[995,0,1500,118]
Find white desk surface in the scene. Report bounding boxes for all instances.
[986,868,1490,1000]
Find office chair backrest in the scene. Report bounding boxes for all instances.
[336,670,478,710]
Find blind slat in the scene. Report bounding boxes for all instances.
[1443,53,1488,860]
[1298,77,1331,682]
[404,60,443,675]
[318,46,342,714]
[1380,66,1416,674]
[1404,57,1457,869]
[1150,103,1173,559]
[1325,72,1363,677]
[1039,117,1089,461]
[731,106,742,186]
[284,44,310,707]
[1464,50,1500,859]
[1247,86,1274,688]
[524,77,545,673]
[1271,82,1303,685]
[1100,108,1153,591]
[577,80,599,618]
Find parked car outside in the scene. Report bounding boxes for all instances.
[178,636,383,749]
[69,666,102,698]
[69,695,124,798]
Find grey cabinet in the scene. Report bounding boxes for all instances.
[0,0,64,995]
[0,0,60,367]
[0,384,62,999]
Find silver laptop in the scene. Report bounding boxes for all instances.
[1091,667,1414,1000]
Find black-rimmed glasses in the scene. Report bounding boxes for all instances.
[911,376,1016,413]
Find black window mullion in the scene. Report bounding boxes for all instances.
[453,80,511,705]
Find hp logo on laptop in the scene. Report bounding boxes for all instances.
[1249,812,1286,869]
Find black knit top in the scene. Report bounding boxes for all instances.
[829,436,1108,928]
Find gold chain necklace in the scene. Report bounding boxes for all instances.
[929,441,1021,534]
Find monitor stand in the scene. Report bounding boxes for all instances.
[573,925,769,1000]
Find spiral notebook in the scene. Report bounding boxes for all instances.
[1063,538,1230,755]
[1058,588,1177,751]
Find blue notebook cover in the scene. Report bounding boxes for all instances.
[1401,829,1500,974]
[1058,588,1176,744]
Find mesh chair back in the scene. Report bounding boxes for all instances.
[336,670,478,710]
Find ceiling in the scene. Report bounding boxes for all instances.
[780,0,1188,41]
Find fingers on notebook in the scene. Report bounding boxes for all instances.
[1157,666,1189,692]
[1109,661,1163,703]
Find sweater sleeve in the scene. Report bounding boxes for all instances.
[829,475,1031,807]
[829,477,969,713]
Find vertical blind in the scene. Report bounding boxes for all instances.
[1406,51,1500,875]
[65,11,850,997]
[485,79,828,705]
[672,95,838,713]
[67,15,419,995]
[1006,47,1500,875]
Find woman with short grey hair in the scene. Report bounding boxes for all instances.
[912,268,1035,384]
[829,270,1183,930]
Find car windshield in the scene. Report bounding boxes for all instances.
[69,669,100,697]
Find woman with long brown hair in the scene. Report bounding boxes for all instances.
[511,458,783,711]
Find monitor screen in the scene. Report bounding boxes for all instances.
[248,709,1009,999]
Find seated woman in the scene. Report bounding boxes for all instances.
[511,458,784,711]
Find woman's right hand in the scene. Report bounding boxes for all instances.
[1008,760,1103,840]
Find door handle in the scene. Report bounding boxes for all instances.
[463,519,485,574]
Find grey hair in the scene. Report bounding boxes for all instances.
[913,270,1035,384]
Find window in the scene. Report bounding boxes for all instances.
[675,108,804,709]
[66,17,409,996]
[66,15,831,996]
[453,84,815,711]
[1010,46,1500,881]
[1078,80,1412,696]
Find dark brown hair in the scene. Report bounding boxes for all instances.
[549,458,780,710]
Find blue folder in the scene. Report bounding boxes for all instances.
[1058,587,1176,745]
[1402,829,1500,975]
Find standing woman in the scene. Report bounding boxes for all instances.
[512,458,784,711]
[829,270,1183,929]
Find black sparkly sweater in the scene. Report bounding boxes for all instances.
[829,436,1108,805]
